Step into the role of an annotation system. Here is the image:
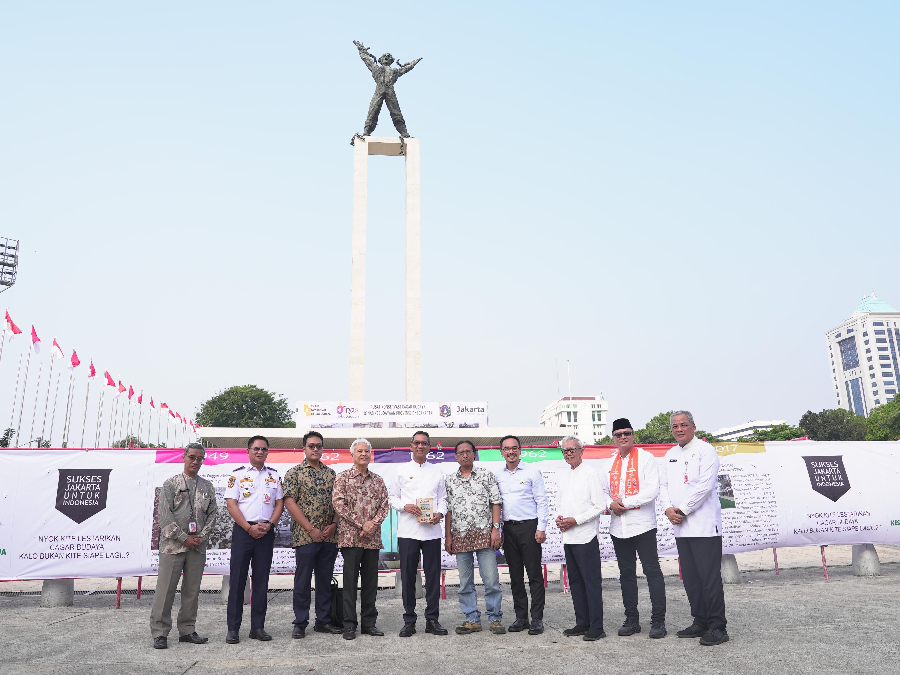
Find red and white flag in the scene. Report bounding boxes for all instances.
[89,361,96,378]
[69,350,81,370]
[104,371,116,387]
[138,391,143,404]
[160,402,169,410]
[168,409,177,423]
[51,338,64,360]
[150,397,155,408]
[117,381,126,395]
[128,385,135,401]
[4,310,22,336]
[31,326,41,353]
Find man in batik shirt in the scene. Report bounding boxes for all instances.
[444,440,504,635]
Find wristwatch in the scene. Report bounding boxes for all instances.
[492,523,501,530]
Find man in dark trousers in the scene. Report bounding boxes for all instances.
[659,411,729,646]
[224,435,284,644]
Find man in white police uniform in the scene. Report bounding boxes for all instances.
[224,435,284,644]
[659,411,729,646]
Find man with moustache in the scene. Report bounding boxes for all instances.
[659,411,728,646]
[492,434,548,635]
[332,438,390,640]
[282,431,343,639]
[150,442,218,649]
[388,430,449,637]
[601,418,667,639]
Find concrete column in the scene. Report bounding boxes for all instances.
[721,553,741,584]
[220,574,251,605]
[404,138,422,402]
[40,579,75,607]
[393,570,423,599]
[852,544,881,576]
[349,138,368,400]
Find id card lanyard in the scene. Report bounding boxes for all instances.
[185,475,198,534]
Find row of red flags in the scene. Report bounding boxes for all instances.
[4,310,198,433]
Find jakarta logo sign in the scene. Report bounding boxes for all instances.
[55,469,112,524]
[802,456,850,502]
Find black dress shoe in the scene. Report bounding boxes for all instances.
[292,625,306,639]
[676,623,707,638]
[399,622,416,637]
[618,619,641,636]
[425,619,448,636]
[361,625,384,636]
[249,628,272,641]
[225,630,240,644]
[699,628,729,646]
[314,623,344,634]
[583,628,607,641]
[153,636,167,649]
[528,621,544,635]
[178,632,208,644]
[507,619,529,632]
[563,625,589,637]
[343,629,357,640]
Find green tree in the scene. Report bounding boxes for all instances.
[0,428,15,447]
[799,409,866,441]
[738,424,807,442]
[595,434,614,445]
[195,385,296,428]
[635,411,676,444]
[865,398,900,441]
[112,434,164,448]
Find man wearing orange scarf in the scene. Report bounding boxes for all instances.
[602,418,666,639]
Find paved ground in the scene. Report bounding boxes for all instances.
[2,559,898,675]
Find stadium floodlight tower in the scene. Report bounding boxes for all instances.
[0,238,19,293]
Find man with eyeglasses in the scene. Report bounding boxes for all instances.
[224,435,284,644]
[556,435,605,641]
[601,418,666,639]
[151,442,218,649]
[492,434,548,635]
[282,431,343,639]
[388,430,449,637]
[444,440,504,635]
[659,411,728,646]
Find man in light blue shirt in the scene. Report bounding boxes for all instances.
[493,435,549,635]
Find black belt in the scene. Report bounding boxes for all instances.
[504,518,538,525]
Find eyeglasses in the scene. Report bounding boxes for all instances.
[561,448,580,455]
[613,431,633,438]
[412,441,431,447]
[501,445,520,451]
[250,446,269,452]
[456,450,474,456]
[306,443,323,450]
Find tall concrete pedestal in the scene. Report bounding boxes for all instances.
[41,579,75,607]
[220,574,252,605]
[852,544,881,576]
[350,136,422,402]
[721,553,741,584]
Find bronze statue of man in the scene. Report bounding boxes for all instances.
[354,40,422,137]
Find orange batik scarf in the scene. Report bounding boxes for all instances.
[609,450,640,510]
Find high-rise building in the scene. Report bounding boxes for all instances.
[539,396,609,444]
[712,420,787,441]
[825,293,900,417]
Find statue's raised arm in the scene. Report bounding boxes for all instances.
[397,57,422,76]
[353,40,377,72]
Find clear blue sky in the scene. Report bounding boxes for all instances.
[1,1,897,438]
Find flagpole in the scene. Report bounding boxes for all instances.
[95,386,106,448]
[136,394,144,446]
[156,408,162,446]
[14,347,33,446]
[41,358,57,445]
[61,372,75,446]
[80,378,92,448]
[125,397,134,446]
[27,360,43,447]
[8,352,23,438]
[108,395,119,447]
[0,332,5,368]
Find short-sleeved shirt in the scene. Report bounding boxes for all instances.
[224,464,283,522]
[445,467,502,553]
[282,460,338,547]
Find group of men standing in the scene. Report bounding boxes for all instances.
[150,411,729,648]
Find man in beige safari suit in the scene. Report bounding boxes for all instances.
[150,442,218,649]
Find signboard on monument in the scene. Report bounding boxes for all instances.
[296,401,489,428]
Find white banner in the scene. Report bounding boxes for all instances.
[1,441,899,580]
[295,401,489,429]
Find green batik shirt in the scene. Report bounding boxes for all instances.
[282,460,338,547]
[158,473,218,555]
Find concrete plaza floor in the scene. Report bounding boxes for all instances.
[1,553,899,674]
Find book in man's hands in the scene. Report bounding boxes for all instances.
[417,497,434,523]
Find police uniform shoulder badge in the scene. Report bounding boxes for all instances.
[228,476,236,489]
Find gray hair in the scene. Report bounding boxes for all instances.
[560,435,584,450]
[350,438,373,453]
[670,410,695,426]
[183,442,205,459]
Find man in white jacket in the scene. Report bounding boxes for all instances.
[601,418,666,639]
[659,411,729,646]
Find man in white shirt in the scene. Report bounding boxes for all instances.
[555,435,605,641]
[601,418,666,639]
[388,430,449,637]
[659,411,729,646]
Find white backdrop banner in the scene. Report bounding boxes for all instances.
[295,401,489,429]
[1,441,899,580]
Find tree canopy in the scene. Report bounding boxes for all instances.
[799,408,866,441]
[195,385,296,428]
[865,398,900,441]
[631,411,721,444]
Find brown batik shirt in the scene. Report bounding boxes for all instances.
[282,460,338,547]
[332,466,389,549]
[445,467,502,553]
